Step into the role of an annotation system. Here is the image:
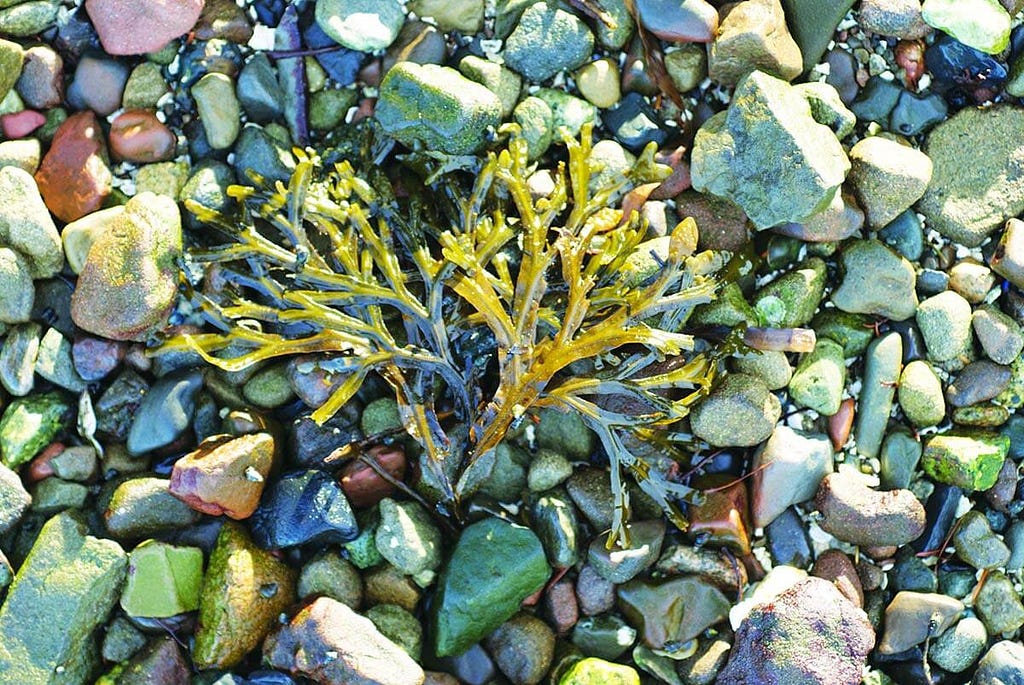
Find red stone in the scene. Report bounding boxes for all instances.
[811,548,864,608]
[109,109,176,163]
[169,433,275,519]
[85,0,205,56]
[72,335,127,382]
[689,474,752,554]
[0,110,45,139]
[34,111,112,223]
[339,444,407,508]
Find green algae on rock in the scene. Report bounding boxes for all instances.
[922,432,1010,492]
[432,517,550,656]
[0,390,69,469]
[119,540,203,618]
[0,513,126,684]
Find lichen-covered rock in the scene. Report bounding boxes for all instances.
[690,373,781,447]
[922,432,1009,492]
[0,166,63,279]
[70,192,182,342]
[717,577,874,685]
[691,70,849,229]
[376,62,502,155]
[0,513,127,683]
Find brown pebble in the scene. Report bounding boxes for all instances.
[811,549,864,608]
[543,578,579,636]
[815,471,926,547]
[828,397,855,451]
[109,110,176,163]
[25,441,64,484]
[35,111,112,223]
[339,444,407,508]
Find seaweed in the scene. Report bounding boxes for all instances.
[157,125,724,546]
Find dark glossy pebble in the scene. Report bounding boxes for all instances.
[878,210,923,262]
[925,34,1007,93]
[178,39,245,87]
[54,7,99,62]
[889,90,948,136]
[302,21,364,86]
[986,508,1010,534]
[432,642,496,685]
[916,268,950,296]
[250,470,359,549]
[888,546,937,593]
[912,484,963,554]
[765,506,812,568]
[602,92,670,152]
[850,76,902,125]
[887,320,926,363]
[287,412,362,469]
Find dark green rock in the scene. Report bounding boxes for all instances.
[503,2,594,82]
[752,257,826,327]
[571,615,637,660]
[587,521,665,584]
[954,510,1011,570]
[0,513,127,684]
[103,477,201,540]
[889,89,948,136]
[810,310,874,357]
[780,0,856,72]
[975,571,1024,634]
[616,576,730,650]
[530,488,581,568]
[432,517,550,657]
[850,76,902,125]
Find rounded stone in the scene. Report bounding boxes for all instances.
[315,0,405,52]
[898,360,946,427]
[689,373,781,447]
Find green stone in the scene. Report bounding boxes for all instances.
[459,55,521,118]
[134,161,190,201]
[616,576,730,650]
[530,488,581,568]
[0,0,58,37]
[810,311,874,357]
[375,498,442,580]
[527,449,573,492]
[309,88,357,131]
[917,290,974,363]
[921,0,1010,55]
[242,361,294,408]
[692,281,757,327]
[832,239,918,321]
[0,513,126,684]
[535,406,596,460]
[432,517,550,656]
[795,81,856,139]
[480,441,528,501]
[191,73,240,150]
[0,38,23,103]
[193,521,297,669]
[994,355,1024,411]
[0,391,70,468]
[30,478,87,515]
[366,604,423,661]
[953,510,1011,570]
[780,0,856,71]
[503,2,594,82]
[376,62,502,155]
[788,337,846,416]
[343,510,385,569]
[921,432,1009,492]
[122,62,169,110]
[731,349,792,391]
[952,404,1010,428]
[120,540,203,618]
[752,258,826,327]
[571,615,637,660]
[879,430,922,490]
[898,360,946,427]
[974,571,1024,634]
[104,477,201,540]
[560,657,640,685]
[854,332,903,460]
[690,373,781,447]
[298,552,363,608]
[512,95,554,160]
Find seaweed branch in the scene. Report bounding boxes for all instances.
[157,124,724,546]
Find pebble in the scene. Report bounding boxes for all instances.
[119,539,203,618]
[191,72,241,150]
[297,551,363,608]
[879,209,924,261]
[0,38,24,102]
[859,0,932,38]
[575,564,616,617]
[193,521,296,669]
[991,217,1024,289]
[949,260,997,304]
[618,575,729,652]
[339,444,406,508]
[913,483,962,555]
[575,58,621,109]
[35,328,86,392]
[731,349,792,390]
[691,70,849,230]
[0,462,30,535]
[602,92,668,152]
[34,110,112,223]
[974,571,1024,634]
[0,249,32,325]
[315,0,404,52]
[458,56,521,118]
[632,0,718,43]
[953,510,1011,570]
[504,3,593,82]
[750,425,833,528]
[409,0,483,32]
[689,373,781,447]
[572,614,636,660]
[752,257,827,327]
[14,45,62,110]
[718,578,874,685]
[854,332,904,460]
[765,506,813,567]
[665,44,707,93]
[916,289,973,364]
[973,309,1023,369]
[530,488,581,569]
[0,322,39,397]
[587,520,664,584]
[0,138,41,173]
[929,615,986,673]
[169,432,274,519]
[877,591,963,654]
[832,239,918,321]
[265,597,423,685]
[375,497,441,580]
[108,110,176,163]
[250,469,358,548]
[485,613,555,685]
[377,62,502,155]
[898,360,946,427]
[708,0,802,86]
[848,136,932,229]
[558,658,639,685]
[889,88,948,136]
[85,0,203,55]
[124,369,202,456]
[0,0,59,37]
[542,579,578,636]
[815,471,926,547]
[0,390,69,469]
[788,337,846,416]
[948,360,1012,407]
[367,603,423,661]
[0,165,62,280]
[811,548,863,607]
[0,513,126,682]
[921,432,1009,492]
[918,105,1024,247]
[104,477,202,539]
[921,0,1010,54]
[67,53,129,117]
[975,640,1024,684]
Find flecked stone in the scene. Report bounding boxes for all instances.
[0,39,23,103]
[832,239,918,321]
[0,165,62,279]
[0,249,32,325]
[375,497,441,580]
[503,3,593,82]
[918,105,1024,247]
[410,0,483,32]
[916,290,974,364]
[794,81,857,139]
[432,518,550,657]
[458,55,521,118]
[815,471,926,547]
[0,391,69,469]
[66,53,129,117]
[877,591,963,654]
[34,110,112,224]
[104,477,202,539]
[122,62,170,110]
[948,360,1012,408]
[70,192,181,342]
[991,217,1024,289]
[15,45,62,110]
[898,360,946,427]
[975,640,1024,684]
[587,520,665,584]
[854,332,903,460]
[85,0,203,55]
[708,0,802,86]
[485,613,555,685]
[366,603,423,661]
[0,462,29,535]
[193,521,297,669]
[975,571,1024,634]
[265,597,424,685]
[0,322,39,397]
[718,577,874,684]
[297,552,363,608]
[922,432,1009,492]
[690,373,781,447]
[929,616,986,673]
[750,426,833,529]
[169,432,274,519]
[191,72,240,150]
[0,0,58,37]
[315,0,405,52]
[0,138,41,173]
[752,257,827,327]
[949,260,997,304]
[973,307,1024,365]
[530,488,581,569]
[559,658,639,685]
[731,349,792,391]
[665,44,707,93]
[954,510,1011,570]
[860,0,931,38]
[377,62,502,155]
[0,513,126,682]
[691,70,849,230]
[848,136,932,228]
[788,337,846,416]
